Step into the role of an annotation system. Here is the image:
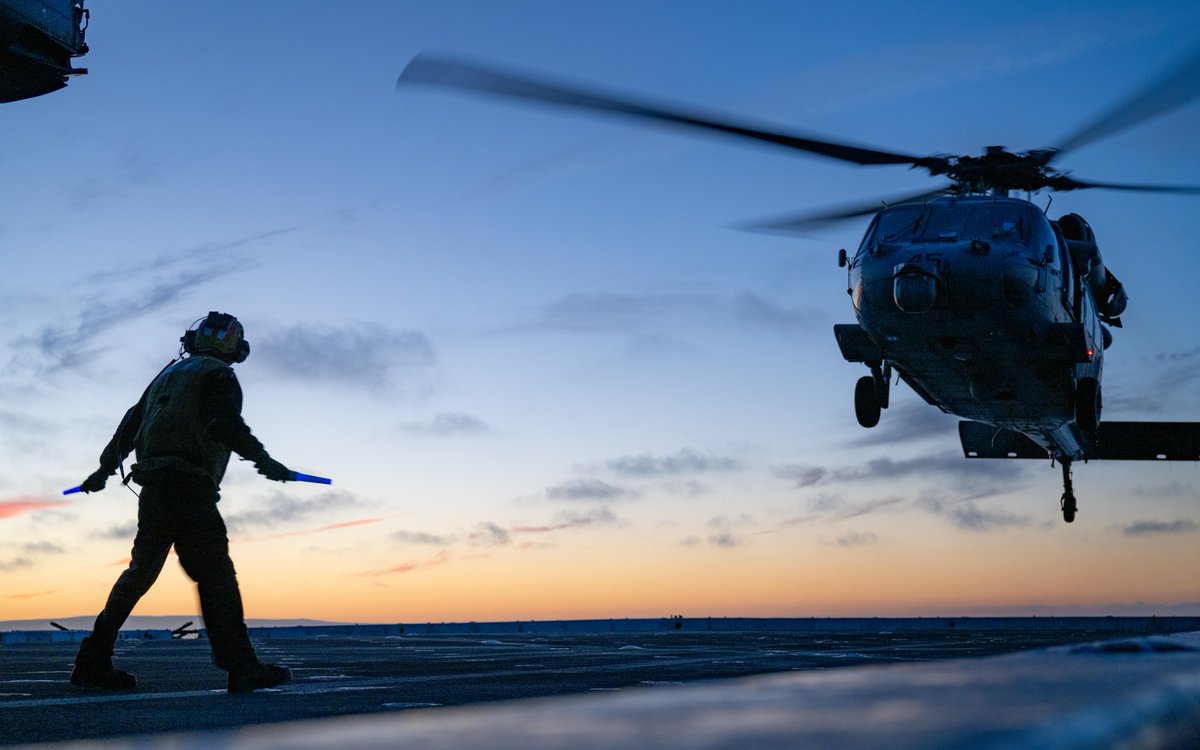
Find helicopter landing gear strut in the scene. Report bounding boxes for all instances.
[854,362,890,428]
[1060,460,1077,523]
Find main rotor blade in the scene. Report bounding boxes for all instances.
[399,54,925,167]
[739,186,953,234]
[1053,176,1200,194]
[1052,43,1200,156]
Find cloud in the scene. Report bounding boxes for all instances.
[733,293,827,333]
[92,521,139,541]
[774,453,1027,490]
[707,531,740,548]
[546,479,635,502]
[0,498,70,520]
[925,498,1031,532]
[704,514,756,548]
[606,448,743,478]
[662,479,708,497]
[392,530,453,545]
[222,490,364,534]
[1119,519,1198,537]
[86,228,295,284]
[20,541,65,556]
[255,322,436,391]
[238,517,384,543]
[15,265,245,375]
[0,558,32,572]
[1128,482,1200,500]
[398,412,491,436]
[1106,347,1200,414]
[513,507,619,534]
[354,550,451,577]
[835,532,879,547]
[6,590,54,599]
[774,465,829,488]
[469,521,511,547]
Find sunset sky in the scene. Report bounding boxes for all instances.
[3,1,1200,626]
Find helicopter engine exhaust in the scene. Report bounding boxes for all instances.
[1060,213,1128,322]
[892,260,940,313]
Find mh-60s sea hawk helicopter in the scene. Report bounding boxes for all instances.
[397,47,1200,523]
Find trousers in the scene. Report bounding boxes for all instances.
[81,471,258,672]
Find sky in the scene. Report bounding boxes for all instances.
[2,1,1200,625]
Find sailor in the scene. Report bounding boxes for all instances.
[70,312,293,694]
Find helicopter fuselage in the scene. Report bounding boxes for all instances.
[838,195,1104,461]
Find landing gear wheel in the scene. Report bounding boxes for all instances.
[1061,492,1076,523]
[1075,377,1101,433]
[1060,460,1077,523]
[855,375,881,428]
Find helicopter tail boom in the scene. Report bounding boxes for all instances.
[959,420,1200,462]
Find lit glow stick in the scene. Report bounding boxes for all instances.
[290,471,332,485]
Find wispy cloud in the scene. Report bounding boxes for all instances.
[222,490,365,534]
[353,550,451,577]
[704,514,756,548]
[834,531,880,547]
[255,322,436,392]
[0,498,71,520]
[1119,519,1198,537]
[91,521,138,541]
[392,530,453,545]
[398,412,491,436]
[924,498,1031,532]
[733,293,827,333]
[0,558,32,572]
[6,590,54,599]
[774,453,1027,489]
[607,448,743,478]
[236,517,384,543]
[512,506,619,534]
[469,521,512,547]
[546,479,636,502]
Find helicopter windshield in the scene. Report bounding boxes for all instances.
[903,202,1040,246]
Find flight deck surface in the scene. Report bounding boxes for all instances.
[4,620,1196,746]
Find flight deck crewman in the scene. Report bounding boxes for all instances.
[69,311,294,694]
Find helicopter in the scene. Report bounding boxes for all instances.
[0,0,89,104]
[397,47,1200,523]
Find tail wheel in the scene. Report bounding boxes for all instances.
[1075,377,1101,433]
[855,375,881,428]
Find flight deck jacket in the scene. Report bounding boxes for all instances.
[96,354,269,489]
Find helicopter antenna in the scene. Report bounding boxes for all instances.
[1043,195,1053,215]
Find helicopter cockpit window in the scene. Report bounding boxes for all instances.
[863,204,925,254]
[905,203,1039,247]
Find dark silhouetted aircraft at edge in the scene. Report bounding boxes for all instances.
[398,45,1200,523]
[0,0,88,103]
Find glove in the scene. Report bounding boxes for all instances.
[80,469,109,494]
[254,455,291,482]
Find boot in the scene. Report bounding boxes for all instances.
[70,638,136,690]
[227,661,291,694]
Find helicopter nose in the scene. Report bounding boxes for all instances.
[892,261,939,313]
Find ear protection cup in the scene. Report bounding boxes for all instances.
[181,312,249,362]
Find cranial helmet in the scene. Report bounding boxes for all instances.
[181,311,250,363]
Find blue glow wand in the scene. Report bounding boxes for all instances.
[290,471,332,485]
